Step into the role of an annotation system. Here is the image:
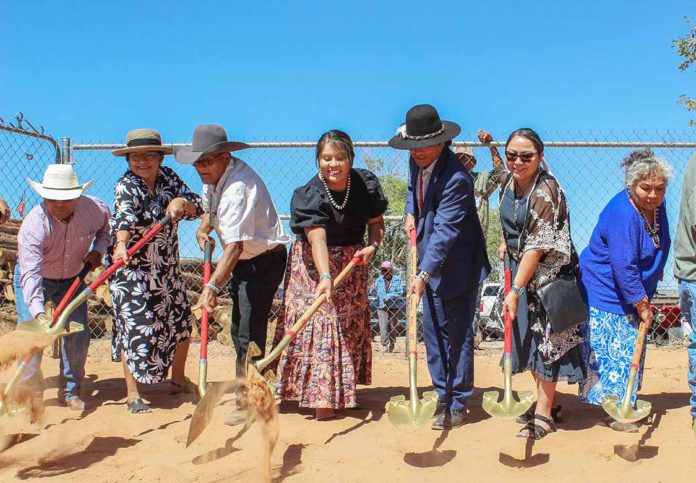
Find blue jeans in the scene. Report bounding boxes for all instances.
[14,267,90,401]
[678,279,696,420]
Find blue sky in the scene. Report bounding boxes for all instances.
[1,1,695,286]
[1,0,694,141]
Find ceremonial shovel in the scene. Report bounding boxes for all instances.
[386,228,438,431]
[602,315,652,424]
[482,256,534,419]
[0,262,91,452]
[186,256,361,447]
[0,214,172,450]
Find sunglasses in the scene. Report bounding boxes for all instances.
[504,150,537,163]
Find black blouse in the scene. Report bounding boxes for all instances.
[290,168,388,246]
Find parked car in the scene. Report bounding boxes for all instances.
[476,283,504,344]
[479,283,502,318]
[650,289,688,343]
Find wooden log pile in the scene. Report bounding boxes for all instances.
[180,258,230,344]
[0,220,20,334]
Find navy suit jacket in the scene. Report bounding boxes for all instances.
[405,147,490,300]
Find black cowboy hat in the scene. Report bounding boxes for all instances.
[388,104,461,150]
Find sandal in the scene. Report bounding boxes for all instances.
[516,405,563,424]
[517,414,557,440]
[127,398,151,414]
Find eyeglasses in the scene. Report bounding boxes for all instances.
[504,150,537,163]
[130,153,161,163]
[195,152,228,168]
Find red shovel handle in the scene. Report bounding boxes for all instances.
[51,262,93,324]
[200,241,213,360]
[87,214,172,291]
[503,255,513,354]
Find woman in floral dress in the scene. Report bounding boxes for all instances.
[578,149,671,431]
[498,128,585,439]
[274,129,387,421]
[109,129,203,414]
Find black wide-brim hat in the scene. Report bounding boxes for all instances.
[388,104,461,150]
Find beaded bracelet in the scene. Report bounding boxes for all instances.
[319,273,332,280]
[204,282,222,294]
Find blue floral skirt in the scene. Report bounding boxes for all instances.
[579,306,646,406]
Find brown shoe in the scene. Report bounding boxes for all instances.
[66,398,85,411]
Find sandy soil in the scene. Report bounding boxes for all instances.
[0,340,694,482]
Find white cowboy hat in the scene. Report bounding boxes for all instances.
[27,164,94,201]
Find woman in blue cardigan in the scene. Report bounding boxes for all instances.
[578,149,672,431]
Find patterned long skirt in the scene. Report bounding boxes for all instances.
[274,240,372,409]
[579,306,646,406]
[110,235,194,384]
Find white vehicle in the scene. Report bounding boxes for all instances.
[476,283,504,344]
[479,283,502,317]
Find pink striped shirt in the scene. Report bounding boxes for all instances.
[18,195,111,317]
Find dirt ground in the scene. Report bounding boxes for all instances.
[0,340,694,482]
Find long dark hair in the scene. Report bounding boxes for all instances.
[315,130,355,166]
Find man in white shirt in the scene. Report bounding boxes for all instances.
[175,124,289,377]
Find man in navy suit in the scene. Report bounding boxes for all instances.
[390,104,490,430]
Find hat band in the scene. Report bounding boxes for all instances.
[401,124,445,141]
[127,138,163,147]
[41,184,81,191]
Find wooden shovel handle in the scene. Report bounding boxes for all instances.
[630,315,651,370]
[284,256,361,339]
[407,228,418,355]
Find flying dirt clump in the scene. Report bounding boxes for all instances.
[245,370,279,483]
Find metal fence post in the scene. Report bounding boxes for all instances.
[61,137,72,164]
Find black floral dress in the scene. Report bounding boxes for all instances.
[109,166,203,384]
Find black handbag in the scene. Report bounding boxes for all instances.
[535,273,588,333]
[500,173,587,333]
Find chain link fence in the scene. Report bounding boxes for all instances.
[1,120,696,353]
[0,114,61,334]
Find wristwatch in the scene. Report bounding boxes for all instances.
[416,270,431,283]
[511,284,526,297]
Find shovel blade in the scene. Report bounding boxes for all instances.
[0,431,17,454]
[18,319,84,337]
[186,379,240,447]
[482,389,535,419]
[602,395,652,424]
[386,391,439,431]
[245,342,263,369]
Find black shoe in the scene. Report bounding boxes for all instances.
[434,401,447,416]
[432,409,466,430]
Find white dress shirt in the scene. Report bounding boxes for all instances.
[202,157,289,260]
